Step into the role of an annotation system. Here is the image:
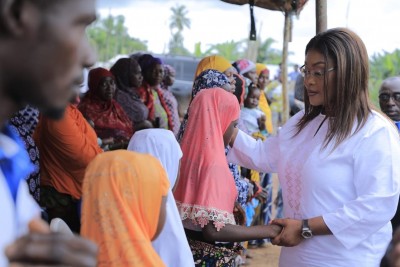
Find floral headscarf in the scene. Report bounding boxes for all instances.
[177,69,230,142]
[192,69,230,99]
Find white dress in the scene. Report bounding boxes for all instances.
[227,110,400,267]
[128,129,195,267]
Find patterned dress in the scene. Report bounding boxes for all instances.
[8,106,40,202]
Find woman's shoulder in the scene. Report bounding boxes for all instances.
[362,110,398,137]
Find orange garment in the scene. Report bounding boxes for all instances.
[194,55,232,79]
[34,104,102,199]
[81,150,169,267]
[174,88,240,231]
[256,63,274,134]
[255,63,268,76]
[259,93,274,134]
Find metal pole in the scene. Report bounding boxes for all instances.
[316,0,327,34]
[281,11,290,124]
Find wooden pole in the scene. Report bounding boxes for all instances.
[316,0,327,34]
[281,11,290,124]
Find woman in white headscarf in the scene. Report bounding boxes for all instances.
[128,129,195,267]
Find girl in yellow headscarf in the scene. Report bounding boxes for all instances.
[81,150,169,267]
[255,63,274,134]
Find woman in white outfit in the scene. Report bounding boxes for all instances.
[227,27,400,267]
[128,129,195,267]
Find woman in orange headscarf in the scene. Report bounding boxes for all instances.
[174,88,281,266]
[81,150,169,267]
[256,63,274,134]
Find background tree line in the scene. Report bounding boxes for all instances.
[88,5,400,105]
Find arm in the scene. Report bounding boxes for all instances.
[322,126,400,249]
[227,128,279,173]
[46,111,101,168]
[271,125,400,249]
[202,222,282,243]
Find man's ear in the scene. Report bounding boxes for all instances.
[1,0,40,37]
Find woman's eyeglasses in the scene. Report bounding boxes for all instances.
[300,65,336,79]
[379,93,400,102]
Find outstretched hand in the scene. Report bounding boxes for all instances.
[5,218,98,267]
[271,218,303,247]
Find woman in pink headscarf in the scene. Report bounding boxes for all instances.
[174,88,281,266]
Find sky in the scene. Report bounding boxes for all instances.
[97,0,400,65]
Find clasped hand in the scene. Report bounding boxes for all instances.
[270,218,304,247]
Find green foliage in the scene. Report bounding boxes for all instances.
[204,40,245,61]
[87,15,148,62]
[193,42,203,58]
[169,4,191,56]
[257,37,283,64]
[369,49,400,106]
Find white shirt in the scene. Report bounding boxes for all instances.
[228,110,400,267]
[0,133,40,267]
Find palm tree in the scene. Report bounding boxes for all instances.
[257,37,283,64]
[168,4,190,55]
[169,5,191,33]
[205,40,245,61]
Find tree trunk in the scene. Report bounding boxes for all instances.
[281,11,291,124]
[316,0,327,34]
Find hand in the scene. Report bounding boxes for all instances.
[5,233,98,267]
[257,115,266,131]
[228,127,239,147]
[271,218,303,247]
[265,224,283,239]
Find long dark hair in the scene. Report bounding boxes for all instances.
[296,28,373,149]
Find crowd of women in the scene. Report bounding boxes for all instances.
[9,27,400,267]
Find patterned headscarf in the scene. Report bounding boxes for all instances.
[192,69,230,99]
[177,69,230,142]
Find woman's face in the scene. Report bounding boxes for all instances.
[130,62,143,88]
[98,77,116,101]
[145,64,164,86]
[223,120,238,147]
[224,67,237,93]
[245,69,258,85]
[258,71,270,89]
[164,72,175,87]
[303,49,337,107]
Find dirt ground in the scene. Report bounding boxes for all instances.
[247,244,281,267]
[247,174,281,267]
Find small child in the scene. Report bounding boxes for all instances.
[238,84,268,139]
